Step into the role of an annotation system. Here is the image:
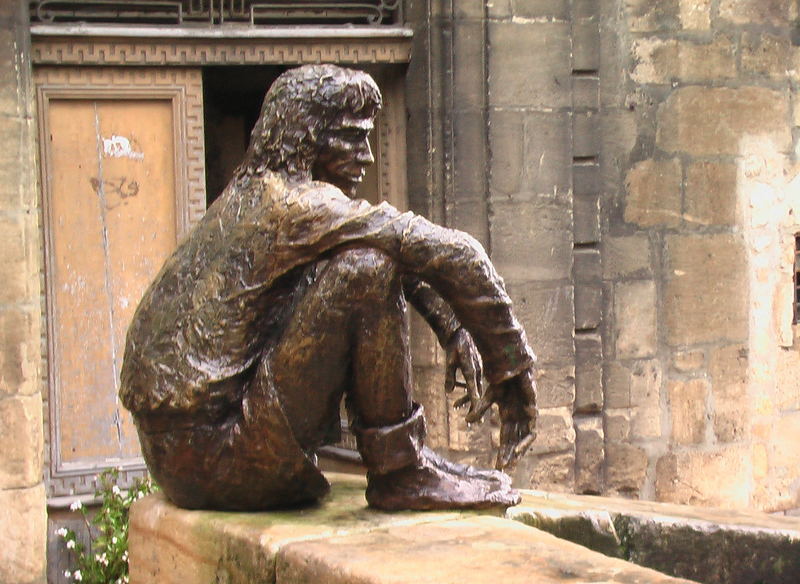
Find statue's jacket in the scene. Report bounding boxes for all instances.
[119,169,533,497]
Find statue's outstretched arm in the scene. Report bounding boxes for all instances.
[404,276,483,417]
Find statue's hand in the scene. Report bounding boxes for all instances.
[444,328,483,417]
[465,368,537,471]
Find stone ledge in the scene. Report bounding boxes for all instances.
[129,473,693,584]
[509,490,800,584]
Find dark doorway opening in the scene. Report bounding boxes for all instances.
[202,65,286,206]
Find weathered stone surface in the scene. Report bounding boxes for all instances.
[452,110,487,200]
[574,284,602,330]
[132,474,701,584]
[489,110,571,197]
[604,359,662,411]
[671,349,704,373]
[536,365,576,409]
[615,280,657,359]
[656,87,791,156]
[573,77,599,110]
[453,21,486,110]
[0,483,46,584]
[628,359,662,440]
[278,516,690,584]
[667,379,708,445]
[626,0,680,32]
[631,36,735,85]
[573,248,601,284]
[450,197,489,249]
[604,409,631,442]
[684,161,737,226]
[679,0,711,29]
[606,442,649,494]
[764,412,800,503]
[655,447,752,508]
[776,346,800,411]
[512,450,575,493]
[573,22,600,72]
[0,115,37,211]
[452,0,485,19]
[492,198,573,283]
[573,111,599,158]
[488,22,571,109]
[526,407,575,456]
[665,235,748,345]
[0,394,43,489]
[511,489,800,584]
[0,213,35,305]
[486,0,571,20]
[410,365,448,449]
[718,0,794,26]
[575,416,604,494]
[615,512,800,584]
[624,158,682,227]
[741,32,792,79]
[0,305,40,400]
[573,190,600,245]
[506,283,574,365]
[575,333,603,413]
[130,474,472,584]
[603,235,652,279]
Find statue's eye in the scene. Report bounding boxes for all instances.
[338,129,367,141]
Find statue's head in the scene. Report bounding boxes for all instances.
[247,64,382,197]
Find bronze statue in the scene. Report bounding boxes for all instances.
[119,64,537,511]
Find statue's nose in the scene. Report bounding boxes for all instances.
[357,140,374,165]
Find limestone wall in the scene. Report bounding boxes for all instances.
[599,0,800,510]
[0,1,47,582]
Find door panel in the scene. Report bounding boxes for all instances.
[36,68,205,500]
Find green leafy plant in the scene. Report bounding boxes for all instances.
[57,468,157,583]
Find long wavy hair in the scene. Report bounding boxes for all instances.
[238,64,382,181]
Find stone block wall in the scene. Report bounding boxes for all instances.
[0,1,47,582]
[598,0,800,510]
[404,1,579,486]
[487,0,577,489]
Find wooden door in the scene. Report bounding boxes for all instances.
[35,68,205,501]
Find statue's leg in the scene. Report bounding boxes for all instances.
[269,247,412,450]
[272,248,519,511]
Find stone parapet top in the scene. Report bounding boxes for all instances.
[129,473,695,584]
[515,488,800,534]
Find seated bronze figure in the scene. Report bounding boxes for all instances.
[119,64,537,511]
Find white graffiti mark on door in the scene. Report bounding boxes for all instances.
[102,134,144,160]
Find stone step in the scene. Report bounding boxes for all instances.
[509,490,800,584]
[129,473,694,584]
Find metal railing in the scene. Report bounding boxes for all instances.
[30,0,402,25]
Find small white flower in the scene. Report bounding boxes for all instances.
[112,485,122,496]
[112,536,118,545]
[66,540,76,550]
[64,570,71,578]
[74,570,83,581]
[122,551,129,562]
[56,527,68,538]
[69,500,83,511]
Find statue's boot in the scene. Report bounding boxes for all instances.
[355,404,521,511]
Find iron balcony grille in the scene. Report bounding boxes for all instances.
[29,0,402,26]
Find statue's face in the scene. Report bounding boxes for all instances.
[313,110,375,197]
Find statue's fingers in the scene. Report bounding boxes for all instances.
[462,358,482,412]
[453,394,471,409]
[464,392,493,423]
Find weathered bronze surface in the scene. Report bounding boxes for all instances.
[119,64,538,511]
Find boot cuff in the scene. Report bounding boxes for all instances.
[354,403,425,475]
